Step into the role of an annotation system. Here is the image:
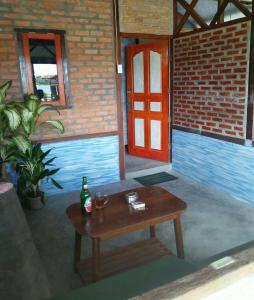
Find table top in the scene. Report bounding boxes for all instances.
[66,186,187,239]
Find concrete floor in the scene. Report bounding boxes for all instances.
[25,170,254,298]
[125,151,169,172]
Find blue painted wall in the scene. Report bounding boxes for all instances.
[172,129,254,204]
[41,135,120,196]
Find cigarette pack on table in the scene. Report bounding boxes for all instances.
[131,201,145,210]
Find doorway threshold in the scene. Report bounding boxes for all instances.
[126,164,172,180]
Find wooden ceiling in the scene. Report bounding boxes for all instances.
[174,0,253,35]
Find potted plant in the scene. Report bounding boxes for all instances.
[0,80,23,179]
[14,93,65,208]
[16,143,63,210]
[0,80,65,204]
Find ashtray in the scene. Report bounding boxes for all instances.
[125,191,138,203]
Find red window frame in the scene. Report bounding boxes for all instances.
[21,32,66,106]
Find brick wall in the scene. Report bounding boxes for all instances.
[119,0,173,35]
[173,22,250,139]
[0,0,117,140]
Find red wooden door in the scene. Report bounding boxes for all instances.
[126,41,169,162]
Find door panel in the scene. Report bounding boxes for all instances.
[126,41,169,162]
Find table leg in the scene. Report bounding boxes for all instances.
[92,238,101,281]
[150,225,156,238]
[174,215,185,259]
[74,231,82,272]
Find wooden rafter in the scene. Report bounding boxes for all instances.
[230,0,252,17]
[175,0,199,34]
[174,0,253,35]
[218,0,225,23]
[177,0,208,29]
[210,0,230,26]
[173,0,178,34]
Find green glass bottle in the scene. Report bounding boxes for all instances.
[80,176,92,216]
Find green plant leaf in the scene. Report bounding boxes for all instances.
[12,134,31,154]
[2,137,15,147]
[4,108,21,131]
[25,94,39,113]
[33,147,52,164]
[21,107,33,134]
[0,147,7,161]
[51,178,63,189]
[44,156,56,165]
[0,80,12,104]
[22,122,31,135]
[43,120,64,133]
[46,168,60,176]
[30,118,36,134]
[38,169,52,180]
[32,143,43,160]
[0,104,6,112]
[21,107,33,123]
[37,104,59,116]
[9,101,25,109]
[38,168,59,179]
[40,148,52,160]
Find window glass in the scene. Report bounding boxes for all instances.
[133,52,144,93]
[29,38,59,102]
[18,31,68,107]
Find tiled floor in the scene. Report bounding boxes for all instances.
[25,170,254,298]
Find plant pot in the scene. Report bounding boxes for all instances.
[26,192,45,210]
[0,180,13,194]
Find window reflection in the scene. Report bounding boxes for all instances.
[29,39,59,102]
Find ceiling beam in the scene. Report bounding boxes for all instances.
[218,0,225,23]
[175,0,199,34]
[230,0,252,18]
[173,0,178,34]
[210,0,229,26]
[177,0,208,28]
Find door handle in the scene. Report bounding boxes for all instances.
[127,90,131,113]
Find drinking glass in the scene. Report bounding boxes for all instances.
[95,192,109,209]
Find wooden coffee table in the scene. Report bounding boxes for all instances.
[66,186,187,283]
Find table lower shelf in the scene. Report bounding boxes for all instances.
[77,238,172,284]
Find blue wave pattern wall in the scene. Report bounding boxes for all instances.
[41,135,120,196]
[172,129,254,204]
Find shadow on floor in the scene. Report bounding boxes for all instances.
[24,170,254,298]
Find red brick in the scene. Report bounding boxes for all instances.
[235,30,247,36]
[173,21,248,139]
[234,68,246,73]
[0,0,117,139]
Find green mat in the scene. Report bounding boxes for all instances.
[134,172,178,186]
[50,256,196,300]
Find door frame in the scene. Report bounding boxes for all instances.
[126,41,170,162]
[121,34,172,177]
[112,0,172,179]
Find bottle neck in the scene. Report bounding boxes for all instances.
[82,177,87,190]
